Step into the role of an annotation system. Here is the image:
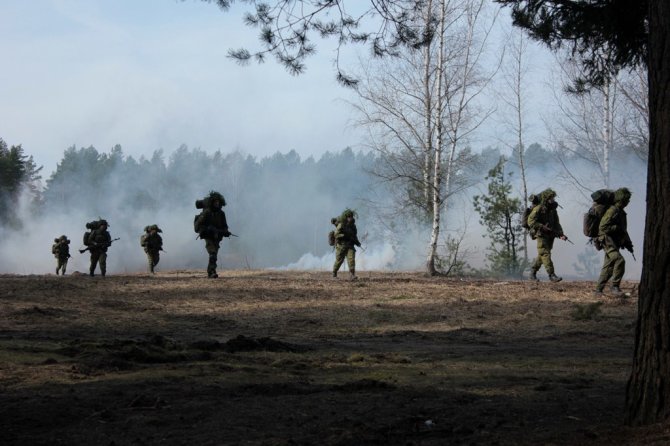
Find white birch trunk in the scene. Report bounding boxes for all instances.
[426,0,447,275]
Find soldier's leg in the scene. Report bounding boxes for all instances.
[99,252,107,277]
[61,258,68,275]
[539,238,556,275]
[531,239,543,273]
[610,250,626,287]
[333,245,346,277]
[153,251,160,267]
[596,249,617,291]
[146,251,154,273]
[205,239,219,277]
[56,259,61,275]
[347,248,356,278]
[89,251,100,276]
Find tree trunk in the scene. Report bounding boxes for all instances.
[624,0,670,426]
[426,0,446,276]
[602,77,613,188]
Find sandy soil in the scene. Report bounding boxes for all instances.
[1,270,669,445]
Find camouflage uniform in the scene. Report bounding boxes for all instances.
[596,188,633,295]
[528,189,566,282]
[332,209,361,279]
[88,221,112,277]
[52,235,71,275]
[195,192,230,278]
[141,225,163,274]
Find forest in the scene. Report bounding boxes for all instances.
[0,136,646,278]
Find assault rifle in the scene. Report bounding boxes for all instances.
[540,225,574,245]
[196,227,238,240]
[79,238,120,254]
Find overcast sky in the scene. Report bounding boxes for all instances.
[0,0,369,174]
[0,0,555,177]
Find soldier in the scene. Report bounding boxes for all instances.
[140,224,163,274]
[52,235,71,275]
[194,191,231,278]
[594,187,634,297]
[332,209,361,280]
[527,188,567,282]
[86,219,112,277]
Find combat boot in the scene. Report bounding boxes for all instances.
[593,287,605,297]
[350,270,358,280]
[529,270,539,282]
[548,273,562,283]
[332,271,337,278]
[610,285,625,297]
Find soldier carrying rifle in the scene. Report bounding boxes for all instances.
[81,219,115,277]
[527,188,568,283]
[194,191,232,279]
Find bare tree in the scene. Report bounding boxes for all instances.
[547,56,620,189]
[351,0,495,275]
[614,66,649,161]
[496,27,531,260]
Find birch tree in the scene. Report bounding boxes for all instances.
[352,0,494,275]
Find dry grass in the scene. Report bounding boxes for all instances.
[0,270,668,445]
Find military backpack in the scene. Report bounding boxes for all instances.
[327,217,339,247]
[522,194,540,234]
[583,189,615,249]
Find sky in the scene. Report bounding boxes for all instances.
[0,0,366,174]
[0,0,559,177]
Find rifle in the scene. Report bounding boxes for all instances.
[541,225,574,244]
[79,237,120,254]
[196,227,238,240]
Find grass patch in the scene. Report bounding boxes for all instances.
[571,302,604,321]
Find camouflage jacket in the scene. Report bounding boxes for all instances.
[141,232,163,251]
[598,204,632,250]
[334,221,360,248]
[88,228,112,252]
[528,203,564,240]
[52,241,70,258]
[196,208,229,241]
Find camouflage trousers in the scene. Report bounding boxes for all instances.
[89,250,107,276]
[333,244,356,274]
[205,239,220,277]
[56,256,68,275]
[531,237,556,275]
[145,249,160,273]
[596,246,625,290]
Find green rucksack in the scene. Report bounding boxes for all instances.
[522,194,540,231]
[327,217,339,246]
[583,189,615,240]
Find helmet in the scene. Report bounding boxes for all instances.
[340,208,357,221]
[208,191,226,207]
[541,188,557,201]
[614,187,632,203]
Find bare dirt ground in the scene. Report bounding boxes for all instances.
[1,270,669,446]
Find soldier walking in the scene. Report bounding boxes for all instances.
[332,209,361,280]
[194,191,231,278]
[52,235,71,275]
[85,219,112,277]
[528,188,567,282]
[595,187,634,297]
[140,224,163,274]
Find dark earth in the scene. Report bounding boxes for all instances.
[1,270,669,445]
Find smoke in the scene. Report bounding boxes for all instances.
[0,146,647,281]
